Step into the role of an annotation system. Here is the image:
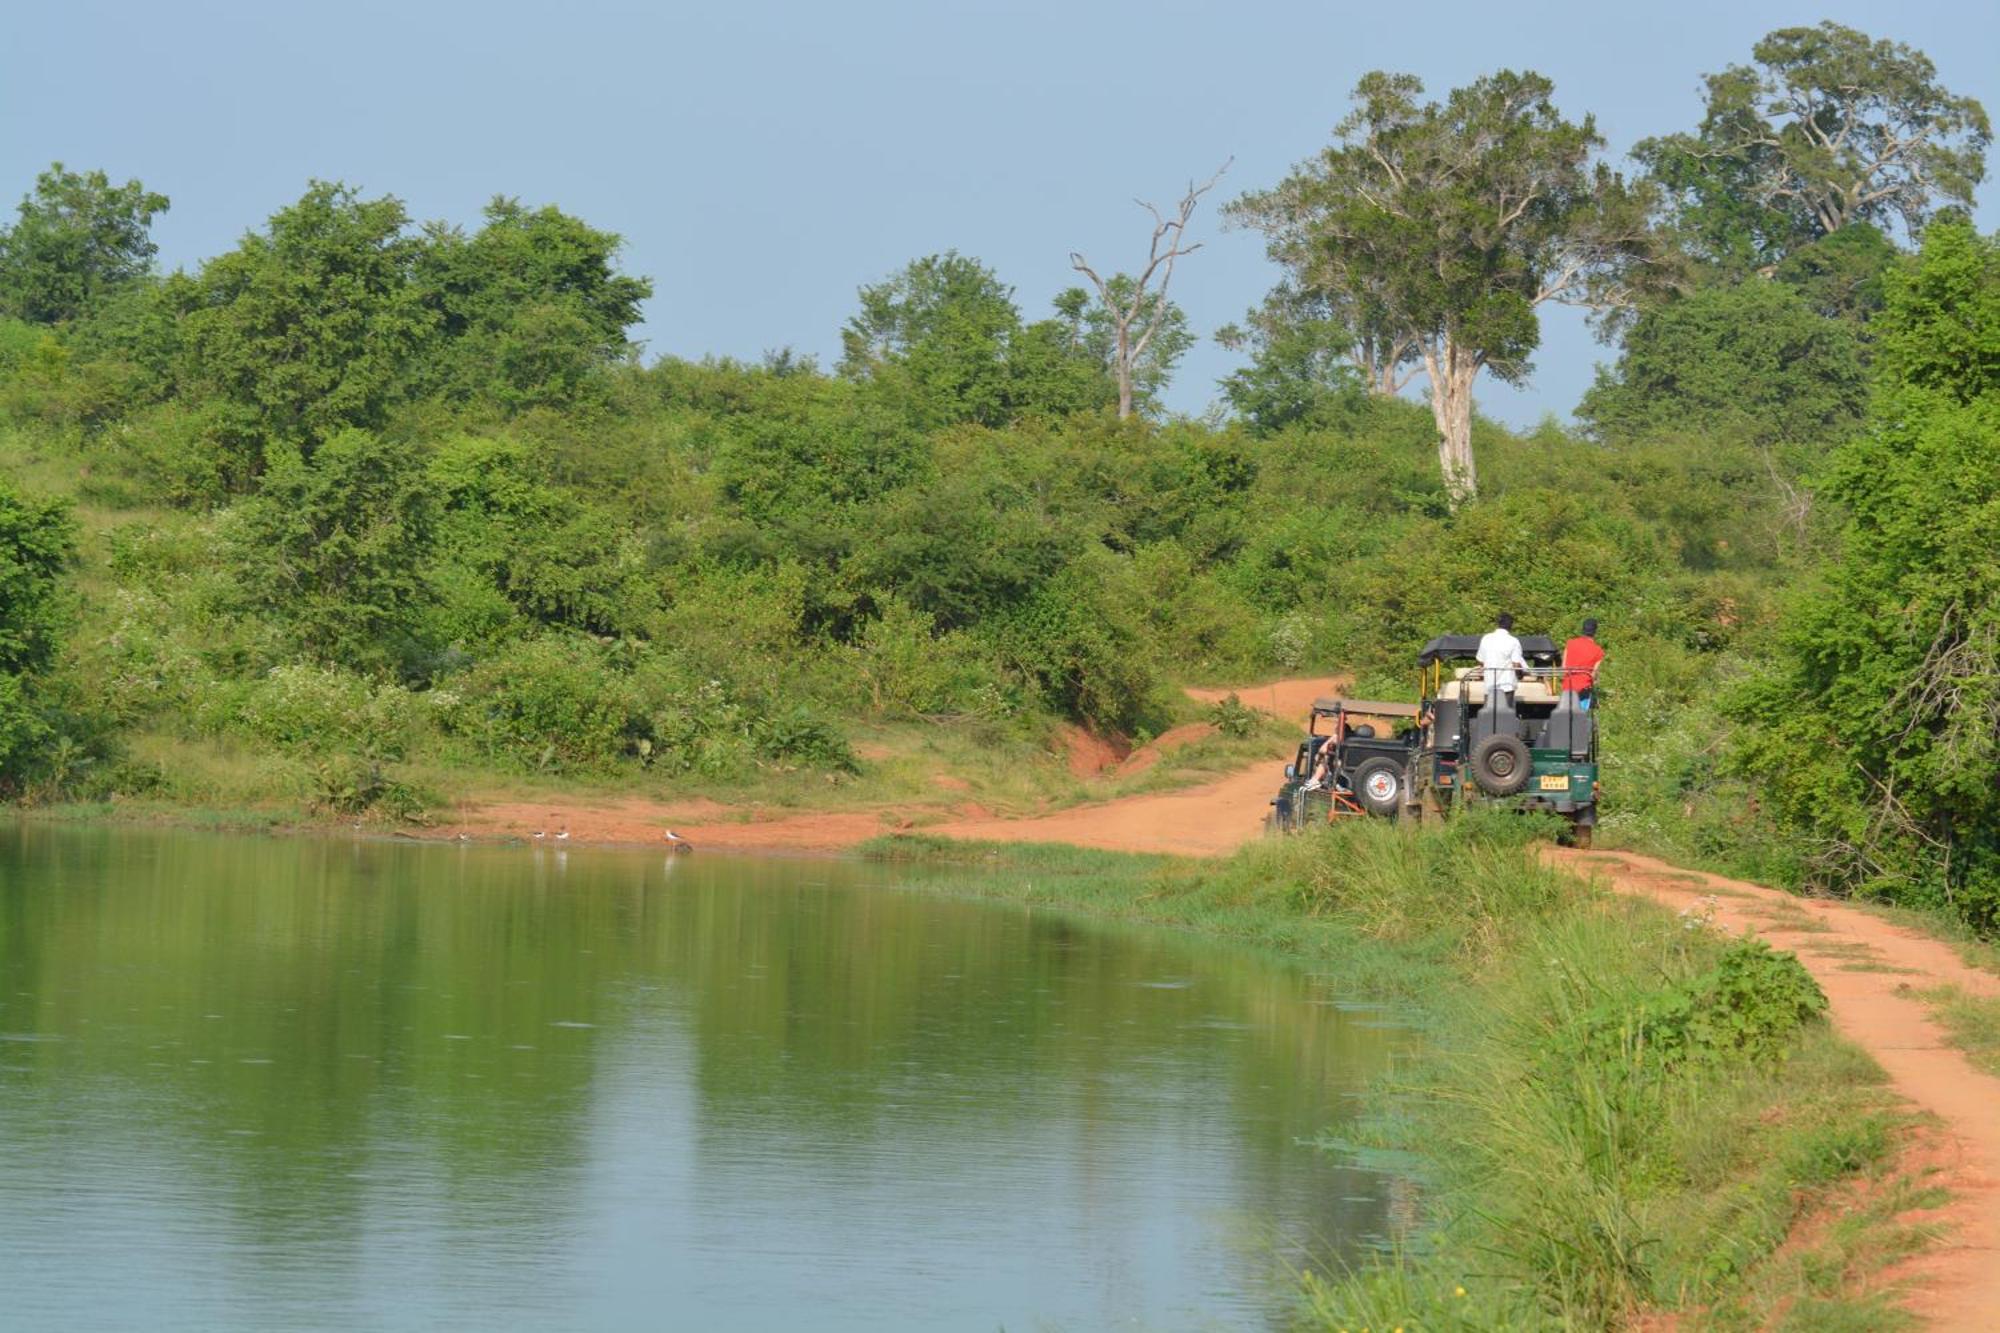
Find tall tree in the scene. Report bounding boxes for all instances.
[1636,23,1990,275]
[839,252,1022,427]
[178,182,436,483]
[1734,221,2000,930]
[1232,71,1661,506]
[1069,162,1227,419]
[839,253,1108,426]
[0,163,170,324]
[1214,282,1374,434]
[415,197,652,410]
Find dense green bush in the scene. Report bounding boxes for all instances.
[0,476,76,787]
[1734,222,2000,930]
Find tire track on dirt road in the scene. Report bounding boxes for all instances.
[926,677,1346,856]
[1549,847,2000,1331]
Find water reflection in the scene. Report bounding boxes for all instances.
[0,822,1410,1331]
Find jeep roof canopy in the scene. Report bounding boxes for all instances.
[1416,634,1559,665]
[1311,698,1422,718]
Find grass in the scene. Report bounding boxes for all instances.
[1915,985,2000,1078]
[867,815,1929,1329]
[1863,903,2000,979]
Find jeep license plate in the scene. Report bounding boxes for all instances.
[1539,775,1570,792]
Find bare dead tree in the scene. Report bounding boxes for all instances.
[1070,160,1231,419]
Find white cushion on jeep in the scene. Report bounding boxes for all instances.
[1439,669,1557,706]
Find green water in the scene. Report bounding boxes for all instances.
[0,822,1411,1331]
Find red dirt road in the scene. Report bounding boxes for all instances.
[447,676,1345,856]
[1550,848,2000,1330]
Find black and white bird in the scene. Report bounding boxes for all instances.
[663,829,692,853]
[555,830,571,842]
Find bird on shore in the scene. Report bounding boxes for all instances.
[556,830,571,842]
[533,830,547,840]
[664,829,692,854]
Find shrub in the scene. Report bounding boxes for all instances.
[1567,938,1828,1071]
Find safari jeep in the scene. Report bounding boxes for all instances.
[1402,635,1599,845]
[1267,697,1421,833]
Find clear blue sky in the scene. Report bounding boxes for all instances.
[6,0,1996,427]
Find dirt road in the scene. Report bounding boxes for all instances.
[449,676,1342,856]
[1550,848,2000,1330]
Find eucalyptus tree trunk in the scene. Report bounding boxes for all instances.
[1422,339,1480,510]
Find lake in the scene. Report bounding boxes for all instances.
[0,822,1411,1331]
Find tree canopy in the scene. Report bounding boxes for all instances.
[1231,70,1663,505]
[1636,22,1991,276]
[0,164,169,325]
[1735,221,2000,930]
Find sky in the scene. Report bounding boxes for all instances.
[6,0,1997,427]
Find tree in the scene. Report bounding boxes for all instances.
[1578,281,1866,450]
[1636,23,1990,275]
[415,197,652,410]
[0,479,76,785]
[1068,162,1226,419]
[1232,71,1662,506]
[230,429,439,668]
[839,253,1108,426]
[1056,278,1192,417]
[839,252,1022,427]
[1772,222,1898,326]
[1733,221,2000,931]
[1215,282,1373,434]
[0,163,169,325]
[178,182,436,484]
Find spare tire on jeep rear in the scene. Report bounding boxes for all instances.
[1352,757,1403,816]
[1469,733,1532,796]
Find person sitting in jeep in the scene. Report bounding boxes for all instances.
[1300,722,1375,792]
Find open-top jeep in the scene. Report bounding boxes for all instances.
[1267,697,1422,832]
[1403,635,1598,845]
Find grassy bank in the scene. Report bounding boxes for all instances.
[865,817,1928,1329]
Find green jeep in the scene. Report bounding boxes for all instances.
[1403,635,1599,845]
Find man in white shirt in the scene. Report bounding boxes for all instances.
[1476,613,1526,713]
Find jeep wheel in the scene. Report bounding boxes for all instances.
[1469,734,1533,797]
[1353,758,1403,817]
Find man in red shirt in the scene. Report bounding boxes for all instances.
[1563,619,1605,709]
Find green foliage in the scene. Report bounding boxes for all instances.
[449,634,855,777]
[838,252,1111,426]
[414,196,651,410]
[229,429,438,668]
[986,551,1164,734]
[1568,938,1827,1070]
[307,752,426,821]
[1215,281,1372,433]
[1230,68,1666,502]
[178,182,436,483]
[1580,280,1867,449]
[1204,692,1259,738]
[0,163,169,325]
[0,476,76,785]
[1733,221,2000,931]
[1636,22,1991,272]
[428,435,652,640]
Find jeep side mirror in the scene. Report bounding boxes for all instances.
[1284,764,1296,779]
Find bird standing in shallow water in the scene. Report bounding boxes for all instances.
[664,829,692,853]
[556,830,570,842]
